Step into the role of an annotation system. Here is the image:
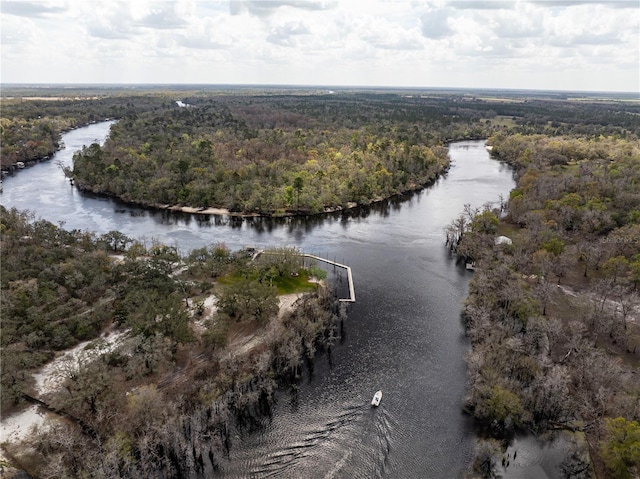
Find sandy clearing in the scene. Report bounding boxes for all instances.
[1,328,129,460]
[227,293,303,356]
[278,293,303,319]
[1,293,305,463]
[557,283,640,324]
[33,329,129,396]
[0,406,46,444]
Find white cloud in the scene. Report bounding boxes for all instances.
[0,0,638,91]
[1,14,38,45]
[267,20,311,46]
[177,14,242,49]
[490,5,544,38]
[420,8,453,39]
[137,4,189,29]
[1,0,67,18]
[447,1,513,10]
[526,0,637,8]
[229,0,337,17]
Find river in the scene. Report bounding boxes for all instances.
[1,122,518,477]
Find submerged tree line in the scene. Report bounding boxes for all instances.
[448,133,640,478]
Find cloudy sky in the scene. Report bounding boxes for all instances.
[1,0,639,92]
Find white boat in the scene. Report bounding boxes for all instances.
[371,390,382,407]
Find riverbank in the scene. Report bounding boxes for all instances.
[0,207,346,477]
[457,133,640,478]
[2,134,518,477]
[1,278,340,478]
[74,163,450,220]
[0,118,116,176]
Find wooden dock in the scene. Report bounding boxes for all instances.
[253,248,355,303]
[301,254,355,303]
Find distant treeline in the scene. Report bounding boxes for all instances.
[3,89,639,209]
[0,95,171,170]
[70,92,640,215]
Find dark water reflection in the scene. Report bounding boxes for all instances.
[2,123,522,477]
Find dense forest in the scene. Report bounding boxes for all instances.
[0,94,175,171]
[3,87,640,477]
[68,92,640,215]
[70,95,456,215]
[448,133,640,478]
[4,87,639,217]
[1,206,343,477]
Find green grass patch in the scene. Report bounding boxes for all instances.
[215,269,316,295]
[273,270,316,295]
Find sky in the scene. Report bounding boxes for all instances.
[1,0,639,92]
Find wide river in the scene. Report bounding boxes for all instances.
[1,122,516,478]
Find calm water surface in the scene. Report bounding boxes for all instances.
[1,123,516,478]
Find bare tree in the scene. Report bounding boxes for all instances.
[55,158,73,181]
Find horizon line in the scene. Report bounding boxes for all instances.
[1,82,638,96]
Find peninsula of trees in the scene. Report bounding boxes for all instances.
[1,206,341,477]
[68,91,640,216]
[70,94,455,215]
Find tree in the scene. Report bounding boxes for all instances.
[100,230,132,252]
[485,385,523,429]
[471,210,500,234]
[308,265,327,281]
[55,158,73,180]
[541,236,565,257]
[630,255,640,289]
[217,279,279,325]
[284,185,294,208]
[256,247,302,277]
[293,174,304,210]
[472,438,502,478]
[126,241,147,260]
[602,256,630,284]
[601,417,640,479]
[124,333,173,379]
[53,345,115,419]
[577,241,606,278]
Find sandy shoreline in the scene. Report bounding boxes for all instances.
[160,203,359,217]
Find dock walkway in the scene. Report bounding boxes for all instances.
[252,248,355,303]
[301,254,355,303]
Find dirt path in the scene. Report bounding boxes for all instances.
[230,293,303,356]
[0,327,129,455]
[0,293,303,462]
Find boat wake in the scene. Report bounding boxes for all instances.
[230,399,396,478]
